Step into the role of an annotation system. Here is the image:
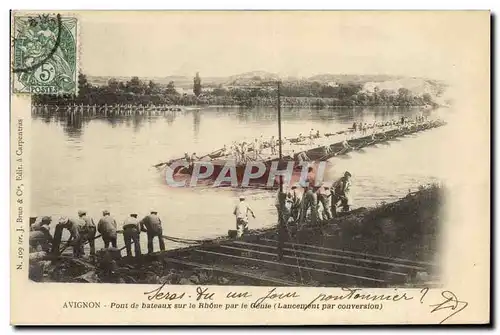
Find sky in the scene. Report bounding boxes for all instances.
[78,11,489,81]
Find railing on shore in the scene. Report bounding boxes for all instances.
[31,104,186,116]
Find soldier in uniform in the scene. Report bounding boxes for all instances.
[331,171,352,215]
[29,216,53,252]
[53,217,85,257]
[122,213,142,257]
[317,185,332,221]
[299,167,319,226]
[98,210,118,249]
[140,210,165,254]
[78,210,97,256]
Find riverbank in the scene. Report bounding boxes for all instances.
[31,102,436,111]
[29,184,444,287]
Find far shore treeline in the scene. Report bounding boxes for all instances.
[33,73,440,108]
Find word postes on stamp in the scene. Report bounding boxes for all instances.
[12,13,78,95]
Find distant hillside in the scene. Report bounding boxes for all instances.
[87,71,448,98]
[307,73,405,84]
[362,78,447,97]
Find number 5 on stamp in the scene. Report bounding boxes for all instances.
[11,13,78,95]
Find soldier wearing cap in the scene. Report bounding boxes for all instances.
[122,213,142,257]
[331,171,352,215]
[233,195,255,238]
[299,166,319,225]
[78,210,96,256]
[275,188,291,226]
[97,210,118,249]
[316,184,332,221]
[140,210,165,254]
[52,216,84,257]
[290,185,302,222]
[29,216,53,252]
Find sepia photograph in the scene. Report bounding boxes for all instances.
[10,10,490,325]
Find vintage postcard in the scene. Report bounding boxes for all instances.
[10,10,490,325]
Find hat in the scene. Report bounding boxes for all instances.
[58,216,69,225]
[130,213,138,218]
[150,210,158,214]
[77,210,86,216]
[102,210,110,215]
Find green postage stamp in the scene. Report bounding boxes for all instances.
[11,13,78,95]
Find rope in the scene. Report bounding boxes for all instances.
[59,229,209,256]
[161,235,206,245]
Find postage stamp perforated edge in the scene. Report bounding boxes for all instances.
[11,11,80,96]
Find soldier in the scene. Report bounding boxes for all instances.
[331,171,352,215]
[98,210,117,248]
[29,216,53,252]
[233,196,255,238]
[299,166,319,225]
[78,210,97,256]
[270,136,277,155]
[53,217,85,257]
[289,185,302,223]
[275,188,292,226]
[140,210,165,254]
[317,185,332,221]
[122,213,142,257]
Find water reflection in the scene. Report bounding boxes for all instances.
[31,105,432,142]
[192,110,201,139]
[31,107,184,139]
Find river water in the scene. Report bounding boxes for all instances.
[30,106,451,251]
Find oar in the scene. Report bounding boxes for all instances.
[200,147,224,159]
[153,159,174,168]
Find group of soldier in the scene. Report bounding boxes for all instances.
[352,114,430,136]
[232,169,352,238]
[31,169,352,257]
[228,135,281,163]
[29,210,166,259]
[276,169,353,226]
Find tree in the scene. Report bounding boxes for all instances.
[145,80,161,95]
[422,93,433,105]
[379,89,391,105]
[78,73,91,98]
[397,88,411,106]
[107,78,119,93]
[193,72,202,97]
[126,76,144,94]
[165,81,178,95]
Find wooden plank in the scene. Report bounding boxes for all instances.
[219,244,407,277]
[232,240,414,273]
[163,257,301,286]
[260,238,434,268]
[239,240,427,271]
[194,249,386,283]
